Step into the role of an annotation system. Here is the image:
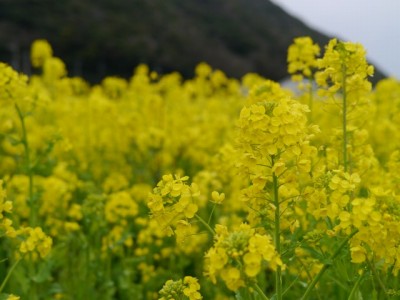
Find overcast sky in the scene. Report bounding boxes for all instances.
[270,0,400,79]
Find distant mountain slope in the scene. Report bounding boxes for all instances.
[0,0,385,82]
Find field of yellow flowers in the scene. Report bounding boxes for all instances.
[0,37,400,299]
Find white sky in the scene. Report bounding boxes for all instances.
[270,0,400,79]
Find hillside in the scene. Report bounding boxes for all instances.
[0,0,385,82]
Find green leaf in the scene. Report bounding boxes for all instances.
[301,245,326,262]
[348,274,364,300]
[348,289,363,300]
[371,290,378,300]
[236,288,253,300]
[31,260,52,283]
[235,291,244,300]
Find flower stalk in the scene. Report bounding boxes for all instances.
[272,156,282,300]
[15,103,37,226]
[301,229,359,300]
[253,283,270,300]
[0,258,21,293]
[194,213,215,236]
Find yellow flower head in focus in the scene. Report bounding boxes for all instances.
[158,276,202,300]
[316,39,374,98]
[211,191,225,204]
[204,224,281,291]
[147,175,200,233]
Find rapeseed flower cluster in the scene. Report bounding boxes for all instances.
[158,276,202,300]
[17,226,52,259]
[101,191,138,254]
[204,223,282,291]
[0,63,28,103]
[0,179,52,260]
[316,39,374,98]
[298,37,400,282]
[147,175,200,235]
[287,36,320,81]
[0,180,16,238]
[237,82,318,230]
[305,170,361,221]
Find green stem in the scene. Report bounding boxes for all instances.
[297,258,322,300]
[207,203,217,225]
[194,214,215,236]
[300,229,358,300]
[15,103,36,226]
[367,257,387,297]
[347,273,363,300]
[282,276,300,297]
[253,283,270,300]
[272,156,282,300]
[0,258,21,293]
